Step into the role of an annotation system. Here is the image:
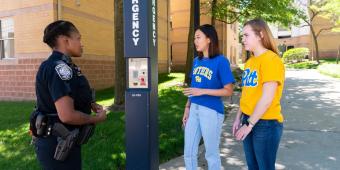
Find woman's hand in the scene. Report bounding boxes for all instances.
[232,118,241,136]
[183,88,205,97]
[235,124,252,141]
[182,107,190,128]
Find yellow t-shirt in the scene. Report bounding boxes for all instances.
[240,50,285,122]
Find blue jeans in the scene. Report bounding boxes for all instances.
[184,103,224,170]
[242,114,283,170]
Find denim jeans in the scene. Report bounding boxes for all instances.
[184,103,224,170]
[242,114,283,170]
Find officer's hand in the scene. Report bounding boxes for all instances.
[91,102,103,113]
[95,109,107,123]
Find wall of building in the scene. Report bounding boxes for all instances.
[0,0,54,100]
[59,0,115,90]
[170,0,240,71]
[275,35,311,52]
[311,16,340,59]
[0,0,171,100]
[169,0,189,71]
[225,22,239,65]
[157,0,170,73]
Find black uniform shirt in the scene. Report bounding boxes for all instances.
[35,51,92,118]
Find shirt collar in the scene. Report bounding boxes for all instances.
[50,51,73,64]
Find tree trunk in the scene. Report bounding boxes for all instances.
[310,26,320,64]
[337,46,339,64]
[211,0,217,26]
[112,0,125,111]
[184,0,196,86]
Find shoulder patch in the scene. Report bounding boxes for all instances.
[55,63,73,80]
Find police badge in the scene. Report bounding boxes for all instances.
[55,63,73,80]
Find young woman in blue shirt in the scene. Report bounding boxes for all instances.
[182,24,235,170]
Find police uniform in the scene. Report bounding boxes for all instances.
[34,51,93,170]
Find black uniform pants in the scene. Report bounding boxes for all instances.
[34,135,81,170]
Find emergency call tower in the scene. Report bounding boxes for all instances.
[123,0,158,169]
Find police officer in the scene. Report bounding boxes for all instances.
[33,20,107,169]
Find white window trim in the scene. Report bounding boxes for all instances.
[0,17,15,60]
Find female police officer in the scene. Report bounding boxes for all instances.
[33,20,107,169]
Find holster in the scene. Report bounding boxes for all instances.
[29,110,53,137]
[29,109,95,161]
[53,123,79,161]
[77,124,95,145]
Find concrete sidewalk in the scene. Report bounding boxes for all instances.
[160,69,340,170]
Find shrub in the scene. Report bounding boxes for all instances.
[283,48,309,63]
[232,67,243,91]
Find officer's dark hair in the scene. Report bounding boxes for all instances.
[195,24,220,60]
[43,20,79,48]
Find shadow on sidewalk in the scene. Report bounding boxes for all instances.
[160,70,340,170]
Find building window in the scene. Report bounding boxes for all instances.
[278,35,291,39]
[0,18,15,59]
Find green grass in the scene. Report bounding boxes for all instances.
[285,60,319,69]
[322,58,339,63]
[0,73,187,170]
[238,64,244,70]
[285,59,340,78]
[0,101,39,169]
[318,64,340,78]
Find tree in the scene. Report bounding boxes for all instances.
[337,45,339,64]
[202,0,300,26]
[111,0,125,111]
[183,0,301,83]
[299,0,340,64]
[211,0,217,26]
[184,0,197,86]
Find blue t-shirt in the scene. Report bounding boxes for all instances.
[190,55,235,114]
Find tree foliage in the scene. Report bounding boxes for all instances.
[202,0,301,26]
[299,0,340,63]
[311,0,340,32]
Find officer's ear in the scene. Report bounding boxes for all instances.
[62,35,70,45]
[55,35,68,47]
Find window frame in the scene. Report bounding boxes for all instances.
[0,17,15,60]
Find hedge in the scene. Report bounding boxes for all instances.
[283,48,309,63]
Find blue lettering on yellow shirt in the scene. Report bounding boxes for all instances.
[242,68,258,87]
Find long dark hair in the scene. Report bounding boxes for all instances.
[43,20,79,48]
[195,24,220,59]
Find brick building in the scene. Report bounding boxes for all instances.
[0,0,239,100]
[0,0,170,100]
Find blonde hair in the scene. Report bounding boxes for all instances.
[244,19,279,55]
